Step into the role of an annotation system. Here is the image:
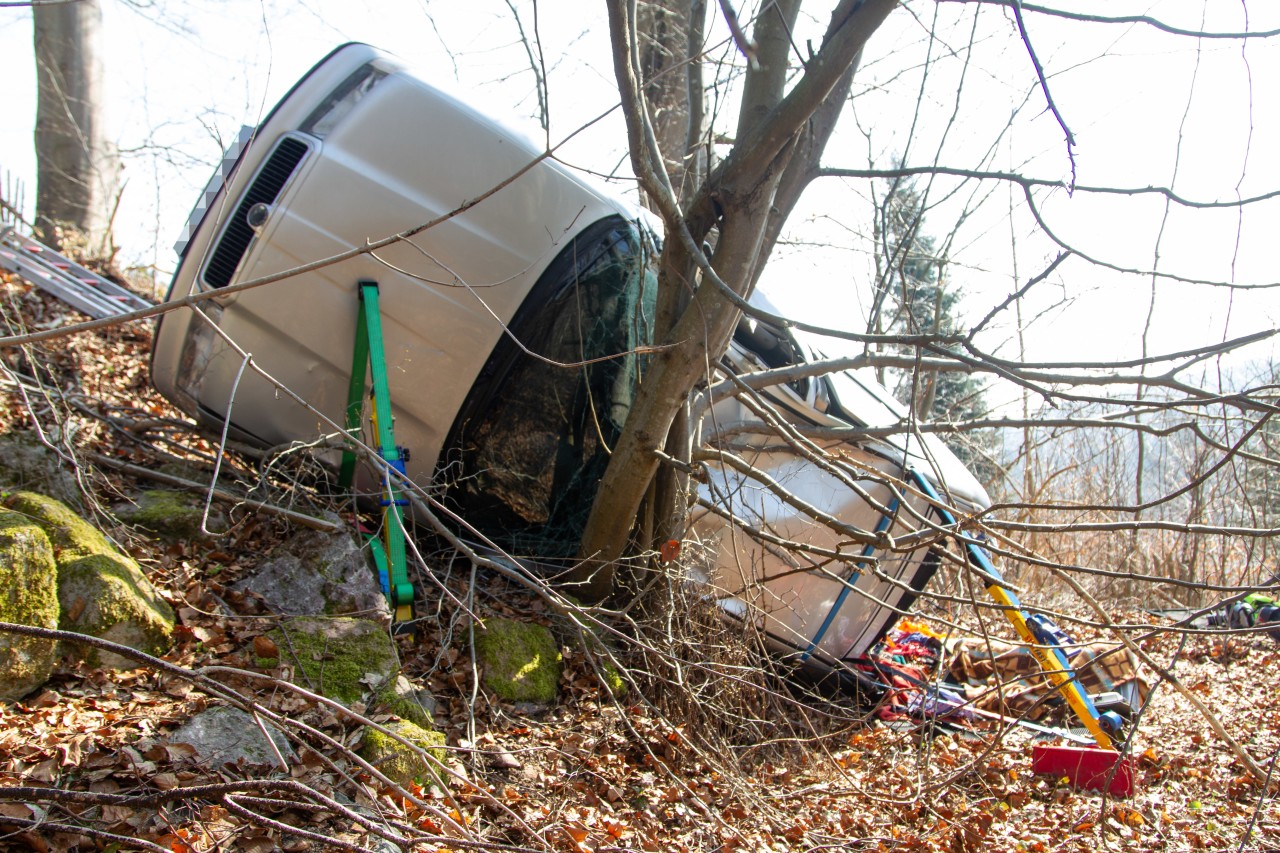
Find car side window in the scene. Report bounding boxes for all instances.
[440,216,658,559]
[732,316,810,401]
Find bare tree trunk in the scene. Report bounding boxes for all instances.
[637,0,708,571]
[575,0,897,600]
[636,0,705,200]
[33,0,118,256]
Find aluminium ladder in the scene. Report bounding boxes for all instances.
[0,226,154,319]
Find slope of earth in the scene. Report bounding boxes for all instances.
[0,271,1276,852]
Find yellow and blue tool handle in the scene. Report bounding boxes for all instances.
[906,468,1117,751]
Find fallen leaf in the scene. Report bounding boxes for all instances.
[0,803,33,820]
[65,597,86,623]
[489,749,521,770]
[153,772,181,790]
[561,821,591,852]
[27,758,58,783]
[239,834,277,853]
[252,635,279,659]
[101,804,134,824]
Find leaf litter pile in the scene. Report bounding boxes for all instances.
[0,274,1277,852]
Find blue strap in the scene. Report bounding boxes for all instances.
[801,498,899,662]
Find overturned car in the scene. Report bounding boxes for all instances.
[152,43,991,670]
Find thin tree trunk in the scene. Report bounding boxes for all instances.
[637,0,699,198]
[33,0,117,256]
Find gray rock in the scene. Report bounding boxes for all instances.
[170,705,296,768]
[0,433,79,506]
[235,528,389,619]
[396,675,437,717]
[382,675,438,727]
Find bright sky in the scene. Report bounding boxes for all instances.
[2,0,1277,382]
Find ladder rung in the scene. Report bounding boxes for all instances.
[0,229,155,319]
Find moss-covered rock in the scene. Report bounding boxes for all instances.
[0,510,59,700]
[598,656,628,698]
[269,617,398,706]
[7,490,116,560]
[571,622,628,699]
[58,553,175,667]
[116,489,223,538]
[475,618,562,704]
[5,491,175,668]
[376,676,437,729]
[359,719,446,788]
[550,596,627,697]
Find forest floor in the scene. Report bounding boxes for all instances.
[0,272,1277,852]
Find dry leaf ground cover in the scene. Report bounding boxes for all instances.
[0,275,1277,852]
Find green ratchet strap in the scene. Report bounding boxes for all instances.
[339,280,414,624]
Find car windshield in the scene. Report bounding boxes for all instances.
[439,216,658,560]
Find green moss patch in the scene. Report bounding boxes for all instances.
[269,617,398,706]
[360,720,446,789]
[118,489,217,538]
[475,618,562,704]
[6,490,115,561]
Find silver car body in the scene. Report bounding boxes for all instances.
[153,43,991,668]
[697,299,989,665]
[153,43,636,472]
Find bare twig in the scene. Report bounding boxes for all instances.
[87,452,344,532]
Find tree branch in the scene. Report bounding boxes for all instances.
[1005,1,1075,185]
[940,0,1280,40]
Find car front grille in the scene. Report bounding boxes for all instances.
[202,136,310,288]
